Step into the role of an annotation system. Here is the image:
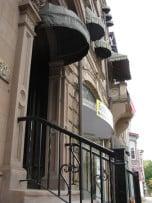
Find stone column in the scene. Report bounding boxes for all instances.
[1,0,41,191]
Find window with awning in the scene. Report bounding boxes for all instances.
[109,52,131,81]
[95,39,112,59]
[35,3,90,67]
[86,7,105,41]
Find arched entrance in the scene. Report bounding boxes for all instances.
[22,3,90,188]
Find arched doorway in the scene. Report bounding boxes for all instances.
[22,2,90,189]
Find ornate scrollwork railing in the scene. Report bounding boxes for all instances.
[18,116,115,203]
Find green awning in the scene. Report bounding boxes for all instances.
[109,52,131,81]
[106,20,114,27]
[95,39,112,59]
[102,5,111,14]
[109,53,128,62]
[86,7,105,41]
[35,3,90,66]
[105,14,112,21]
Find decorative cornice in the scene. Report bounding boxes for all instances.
[19,0,41,34]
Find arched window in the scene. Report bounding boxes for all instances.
[82,85,96,103]
[82,85,96,109]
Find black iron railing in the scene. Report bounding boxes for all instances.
[18,116,116,203]
[127,170,142,203]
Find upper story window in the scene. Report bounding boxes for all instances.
[101,0,106,6]
[83,85,96,103]
[131,147,136,160]
[93,0,100,16]
[84,0,92,9]
[130,141,136,160]
[64,0,77,14]
[82,85,96,109]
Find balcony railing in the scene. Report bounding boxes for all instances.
[18,116,115,203]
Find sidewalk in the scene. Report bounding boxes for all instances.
[143,197,152,203]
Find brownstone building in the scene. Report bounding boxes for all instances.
[0,0,134,202]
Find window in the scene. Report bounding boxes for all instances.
[82,85,96,110]
[131,147,136,160]
[94,0,100,16]
[82,85,96,103]
[130,141,136,160]
[84,0,92,9]
[64,0,77,13]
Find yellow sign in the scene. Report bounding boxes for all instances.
[96,99,113,128]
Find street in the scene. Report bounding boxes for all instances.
[143,197,152,203]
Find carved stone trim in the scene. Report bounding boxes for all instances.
[0,58,10,83]
[19,0,41,32]
[31,0,48,10]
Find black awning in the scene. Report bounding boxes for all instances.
[95,39,112,59]
[109,53,131,81]
[106,20,114,27]
[105,14,112,21]
[86,7,105,41]
[102,6,111,14]
[36,3,90,66]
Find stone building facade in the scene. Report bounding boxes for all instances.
[0,0,133,202]
[129,132,146,198]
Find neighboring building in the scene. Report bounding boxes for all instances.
[129,132,146,198]
[0,0,134,202]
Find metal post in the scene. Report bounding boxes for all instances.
[133,172,142,203]
[78,61,83,137]
[78,61,83,202]
[114,148,128,203]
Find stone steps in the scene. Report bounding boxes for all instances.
[11,189,100,203]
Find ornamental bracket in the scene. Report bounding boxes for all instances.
[31,0,48,10]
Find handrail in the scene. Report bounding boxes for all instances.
[18,116,116,203]
[18,116,115,157]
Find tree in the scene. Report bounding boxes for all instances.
[144,160,152,193]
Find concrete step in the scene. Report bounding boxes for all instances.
[11,189,100,203]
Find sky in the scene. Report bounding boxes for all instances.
[107,0,152,160]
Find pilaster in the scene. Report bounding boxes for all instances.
[1,0,41,196]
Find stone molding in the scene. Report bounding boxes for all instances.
[19,0,41,34]
[31,0,48,10]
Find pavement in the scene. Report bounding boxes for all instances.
[143,197,152,203]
